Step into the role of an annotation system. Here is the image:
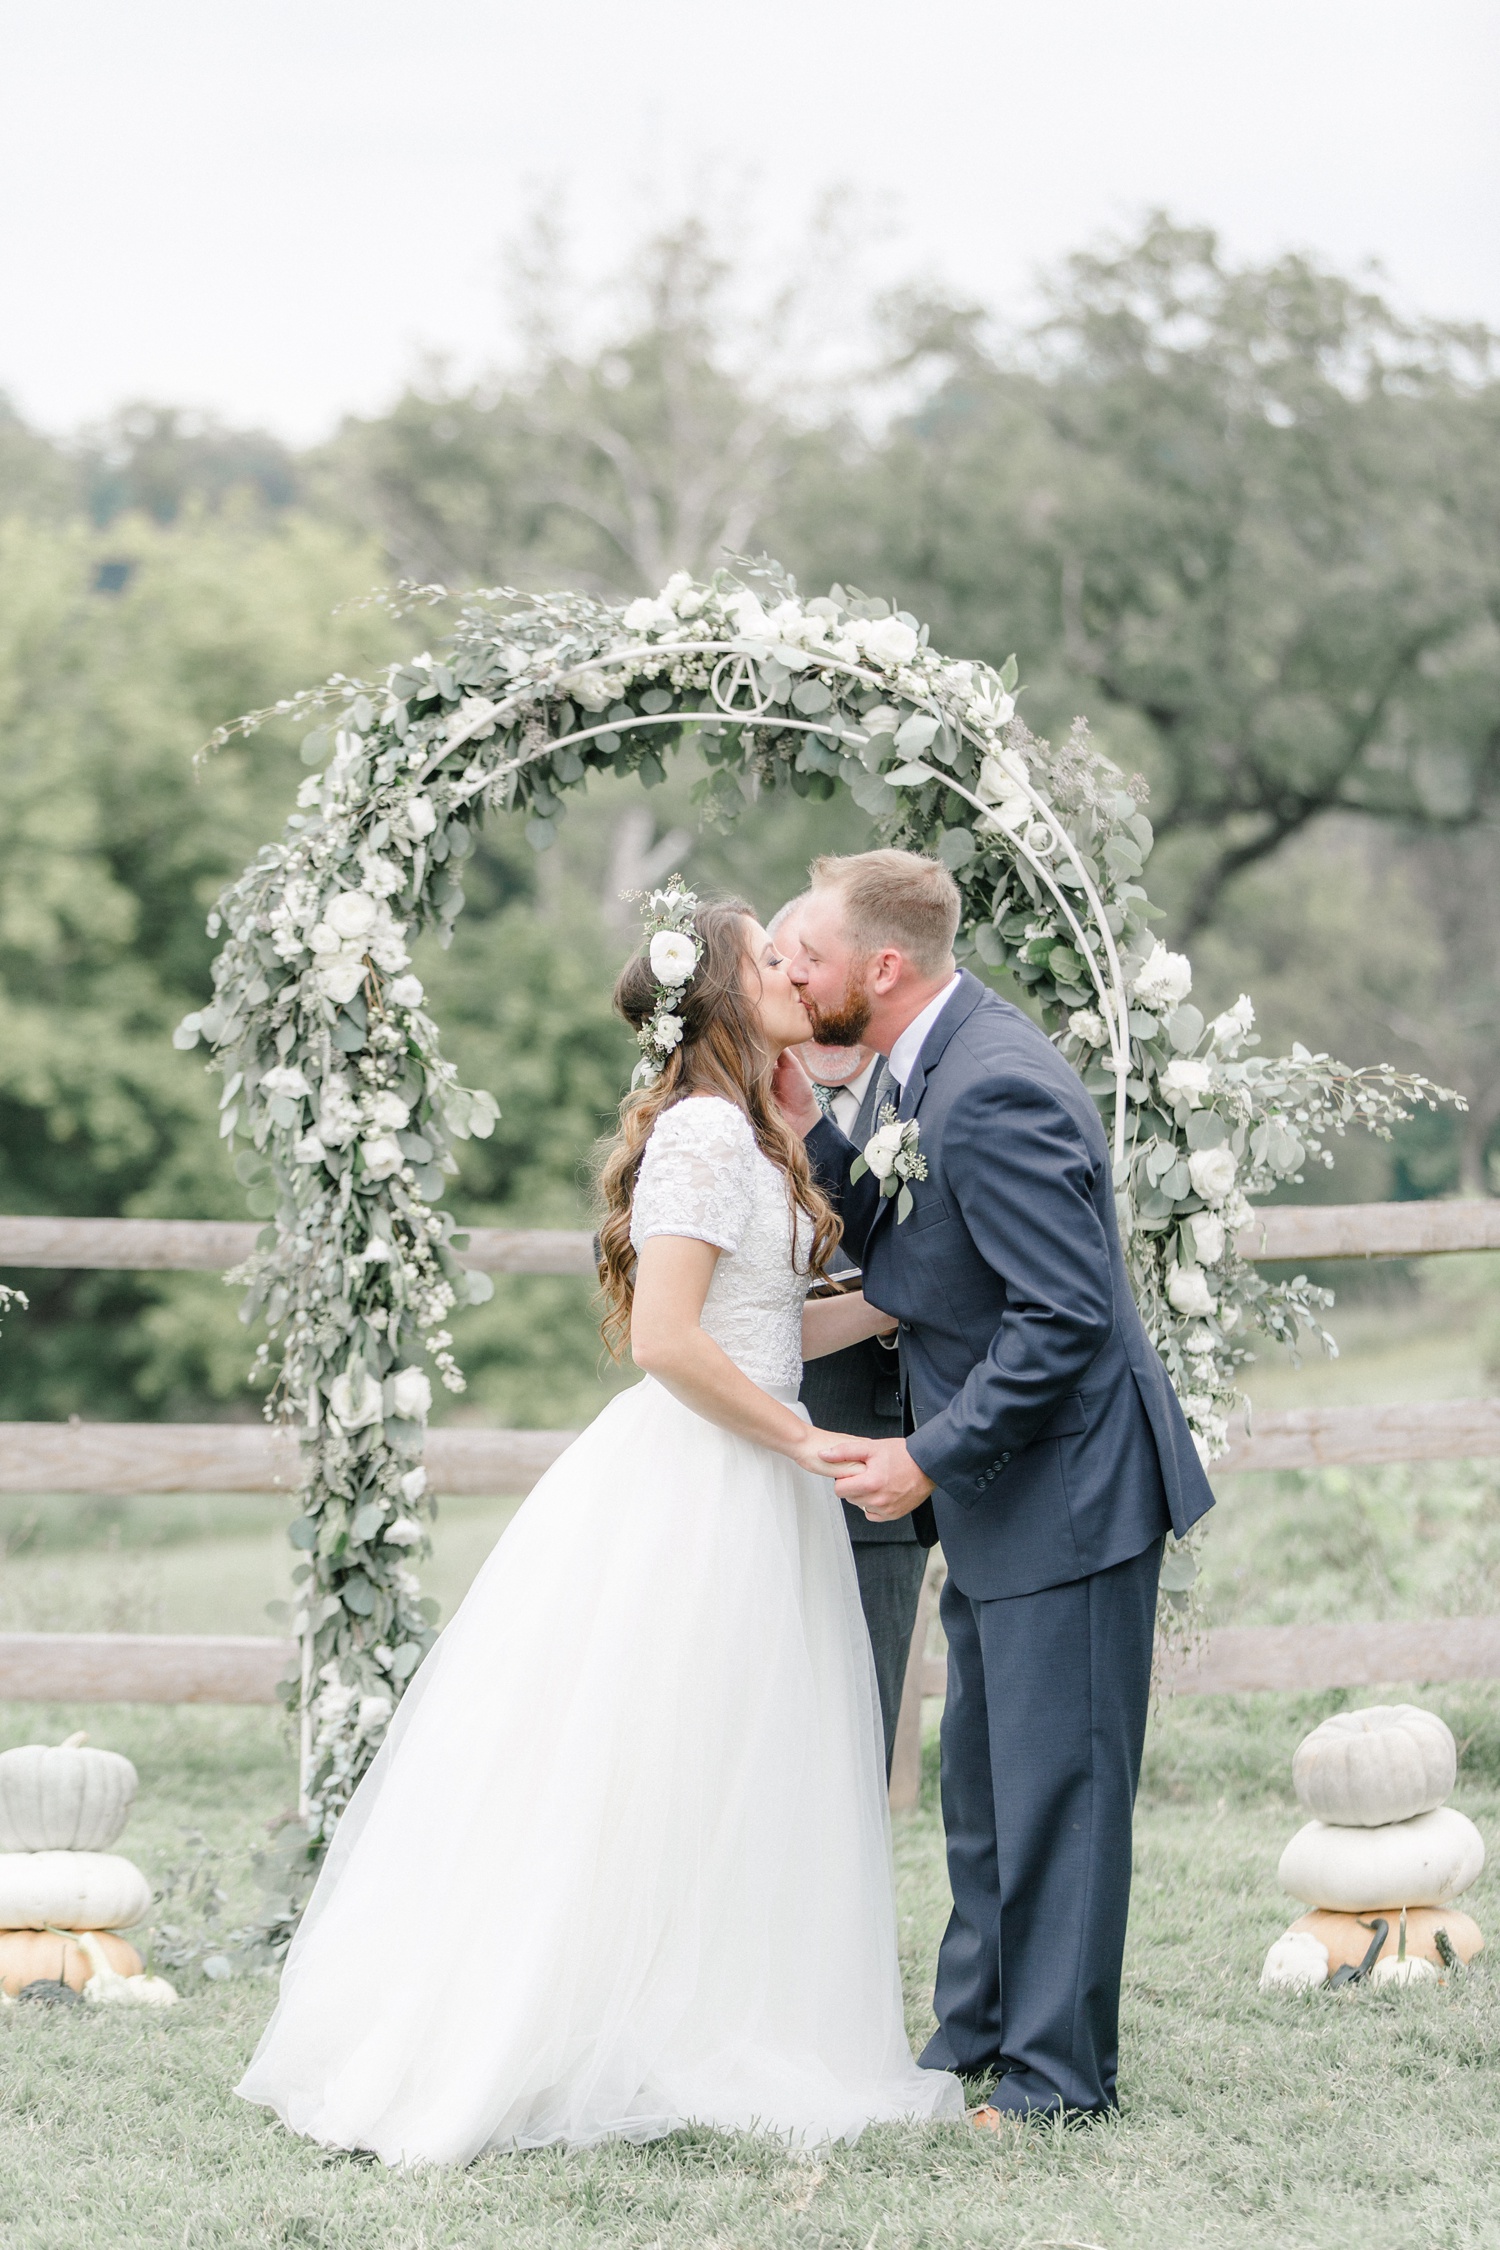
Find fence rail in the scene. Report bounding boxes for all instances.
[2,1201,1498,1744]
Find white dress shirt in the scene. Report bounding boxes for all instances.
[886,974,963,1092]
[825,1056,879,1139]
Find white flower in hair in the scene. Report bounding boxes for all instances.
[653,1012,684,1052]
[649,930,698,986]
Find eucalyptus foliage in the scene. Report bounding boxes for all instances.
[183,559,1455,1839]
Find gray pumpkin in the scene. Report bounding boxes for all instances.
[0,1732,137,1852]
[1291,1704,1456,1828]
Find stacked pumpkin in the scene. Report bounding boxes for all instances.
[0,1733,174,2006]
[1261,1704,1485,1992]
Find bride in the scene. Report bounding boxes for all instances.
[237,890,964,2164]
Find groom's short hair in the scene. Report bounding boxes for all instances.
[810,850,960,974]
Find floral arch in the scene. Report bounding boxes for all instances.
[180,560,1446,1840]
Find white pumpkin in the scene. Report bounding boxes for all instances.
[1292,1705,1456,1827]
[0,1851,152,1931]
[1259,1931,1329,1992]
[1279,1805,1485,1913]
[0,1733,137,1852]
[1369,1955,1440,1990]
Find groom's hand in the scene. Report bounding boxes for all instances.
[772,1046,822,1138]
[821,1436,934,1521]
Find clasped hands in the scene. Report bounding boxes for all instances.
[798,1432,934,1521]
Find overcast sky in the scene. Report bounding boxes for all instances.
[2,0,1496,442]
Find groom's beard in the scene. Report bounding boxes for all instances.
[803,974,872,1048]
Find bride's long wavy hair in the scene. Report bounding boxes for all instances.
[597,899,840,1359]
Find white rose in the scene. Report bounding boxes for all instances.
[325,891,379,940]
[1211,994,1256,1050]
[653,1012,684,1053]
[360,1133,404,1181]
[865,1122,905,1181]
[445,695,500,746]
[727,589,771,638]
[977,746,1029,803]
[318,956,367,1006]
[391,1365,432,1420]
[1159,1058,1212,1107]
[307,921,342,957]
[366,1091,410,1131]
[293,1131,327,1166]
[399,1465,428,1503]
[404,795,437,838]
[861,617,919,669]
[1190,1211,1226,1264]
[622,596,675,634]
[328,1364,383,1431]
[356,1693,393,1736]
[1167,1264,1217,1317]
[649,930,699,987]
[389,975,424,1008]
[1131,942,1193,1012]
[1068,1009,1108,1048]
[1188,1146,1239,1206]
[261,1066,311,1100]
[360,854,404,897]
[382,1517,424,1547]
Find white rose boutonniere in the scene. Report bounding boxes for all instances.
[849,1101,929,1224]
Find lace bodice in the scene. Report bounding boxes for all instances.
[630,1096,812,1391]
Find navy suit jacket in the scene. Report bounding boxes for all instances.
[809,972,1214,1601]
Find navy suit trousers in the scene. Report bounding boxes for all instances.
[919,1535,1163,2115]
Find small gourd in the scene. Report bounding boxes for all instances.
[1292,1705,1456,1828]
[1258,1931,1329,1991]
[0,1850,152,1931]
[0,1733,137,1853]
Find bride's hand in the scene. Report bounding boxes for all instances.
[792,1426,859,1480]
[772,1045,822,1139]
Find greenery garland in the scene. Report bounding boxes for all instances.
[182,558,1455,1840]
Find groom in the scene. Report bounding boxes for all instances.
[777,848,1215,2121]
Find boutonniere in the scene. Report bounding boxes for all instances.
[850,1102,928,1223]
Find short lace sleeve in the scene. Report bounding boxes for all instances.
[630,1098,757,1255]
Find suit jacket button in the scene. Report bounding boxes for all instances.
[1001,1452,1011,1464]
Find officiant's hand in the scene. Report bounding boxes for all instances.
[771,1045,822,1139]
[820,1436,934,1521]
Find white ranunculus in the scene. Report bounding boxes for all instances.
[391,1365,433,1420]
[1188,1145,1239,1206]
[328,1364,383,1432]
[307,921,342,957]
[366,1091,410,1131]
[399,1465,428,1503]
[1211,993,1256,1051]
[325,890,379,940]
[360,1134,404,1181]
[293,1131,327,1166]
[1167,1264,1217,1317]
[318,956,367,1006]
[261,1066,311,1100]
[356,1693,393,1736]
[1068,1009,1109,1048]
[1131,941,1193,1011]
[622,596,675,634]
[653,1012,684,1052]
[404,795,437,838]
[1159,1058,1213,1107]
[649,930,698,987]
[382,1517,424,1547]
[1190,1210,1226,1264]
[861,616,919,669]
[865,1122,905,1181]
[360,854,404,897]
[389,975,424,1008]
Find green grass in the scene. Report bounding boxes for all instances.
[2,1692,1499,2248]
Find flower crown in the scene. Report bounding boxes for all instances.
[627,877,702,1089]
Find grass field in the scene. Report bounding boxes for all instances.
[2,1271,1499,2245]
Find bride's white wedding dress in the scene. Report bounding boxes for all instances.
[238,1095,964,2164]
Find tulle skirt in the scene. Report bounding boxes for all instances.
[237,1375,964,2165]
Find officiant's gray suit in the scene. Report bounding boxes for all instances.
[798,1058,926,1776]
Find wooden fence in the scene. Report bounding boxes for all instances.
[3,1201,1499,1812]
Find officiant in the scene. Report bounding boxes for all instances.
[770,900,928,1776]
